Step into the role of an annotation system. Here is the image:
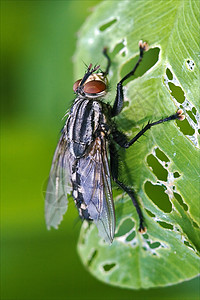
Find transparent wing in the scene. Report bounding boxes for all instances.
[45,132,72,229]
[78,135,115,244]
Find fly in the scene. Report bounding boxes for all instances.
[45,41,184,244]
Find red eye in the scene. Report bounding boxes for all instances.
[73,79,82,92]
[84,81,106,94]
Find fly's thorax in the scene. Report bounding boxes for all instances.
[73,73,108,99]
[66,98,108,158]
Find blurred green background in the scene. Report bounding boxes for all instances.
[1,1,199,299]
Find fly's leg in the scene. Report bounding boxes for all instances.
[109,142,146,232]
[112,110,184,148]
[102,47,111,76]
[110,41,148,117]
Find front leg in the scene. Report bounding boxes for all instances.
[111,41,148,117]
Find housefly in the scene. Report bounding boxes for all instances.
[45,41,184,244]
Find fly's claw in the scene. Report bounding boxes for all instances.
[176,109,185,121]
[139,40,149,52]
[139,224,147,234]
[103,47,108,55]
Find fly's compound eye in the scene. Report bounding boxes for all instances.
[84,80,106,94]
[73,79,82,92]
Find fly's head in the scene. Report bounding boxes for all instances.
[73,64,108,99]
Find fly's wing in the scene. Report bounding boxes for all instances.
[45,132,72,229]
[78,135,115,244]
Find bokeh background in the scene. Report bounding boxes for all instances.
[1,1,199,299]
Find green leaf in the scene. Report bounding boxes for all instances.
[74,0,200,289]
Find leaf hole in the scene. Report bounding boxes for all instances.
[175,118,195,136]
[103,262,116,272]
[115,218,135,237]
[192,107,197,115]
[173,171,180,178]
[166,68,173,80]
[184,240,195,251]
[157,221,173,230]
[143,233,149,239]
[110,40,125,58]
[186,110,197,124]
[168,82,185,104]
[147,154,168,181]
[185,59,195,71]
[193,221,199,228]
[147,241,161,249]
[99,18,117,32]
[120,47,160,85]
[123,100,129,108]
[174,192,188,211]
[87,249,98,267]
[164,68,198,146]
[126,230,136,242]
[155,147,170,162]
[121,51,126,57]
[144,181,172,213]
[145,208,155,217]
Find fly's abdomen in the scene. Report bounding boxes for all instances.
[66,98,103,158]
[71,166,92,221]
